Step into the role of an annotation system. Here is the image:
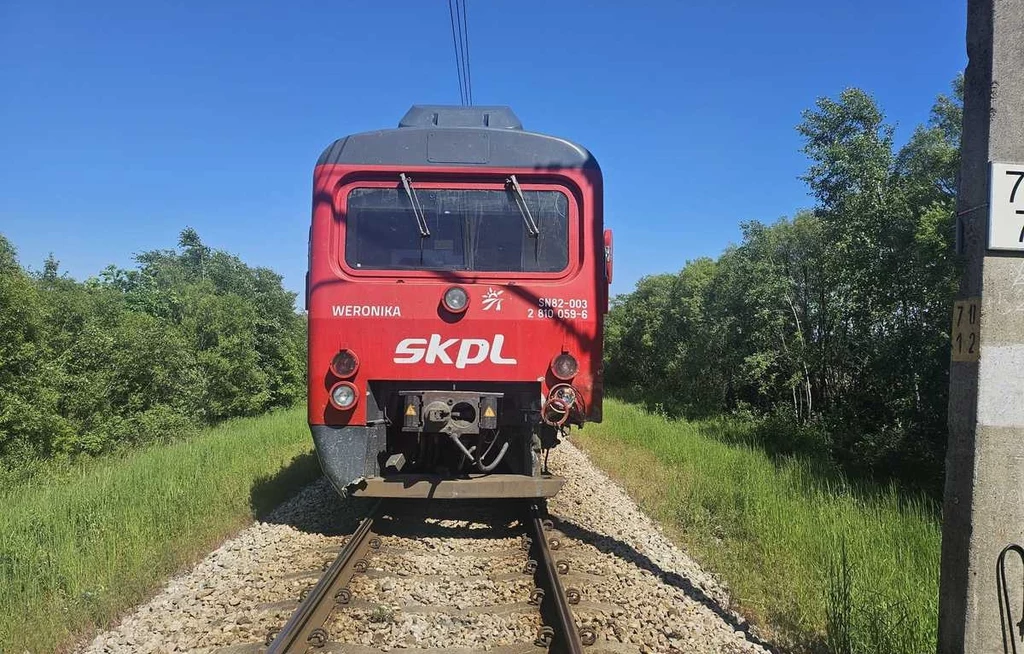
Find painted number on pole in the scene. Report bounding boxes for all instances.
[989,162,1024,251]
[951,298,980,362]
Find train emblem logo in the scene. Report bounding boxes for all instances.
[482,287,504,311]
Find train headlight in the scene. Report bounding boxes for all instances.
[551,353,579,380]
[330,349,359,378]
[442,286,469,313]
[329,381,358,410]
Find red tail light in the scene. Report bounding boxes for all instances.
[551,353,579,380]
[330,349,359,378]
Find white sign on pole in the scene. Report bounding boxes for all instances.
[989,162,1024,251]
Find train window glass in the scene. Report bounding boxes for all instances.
[469,190,568,272]
[345,188,569,272]
[345,188,467,270]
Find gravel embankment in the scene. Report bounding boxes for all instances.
[548,439,772,653]
[79,440,773,654]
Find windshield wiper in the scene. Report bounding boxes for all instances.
[399,173,431,237]
[506,175,540,237]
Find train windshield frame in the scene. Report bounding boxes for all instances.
[343,187,570,273]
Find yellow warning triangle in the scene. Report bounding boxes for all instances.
[483,406,496,418]
[405,404,417,416]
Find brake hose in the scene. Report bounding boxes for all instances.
[445,431,509,473]
[478,430,502,461]
[543,398,570,427]
[477,443,509,472]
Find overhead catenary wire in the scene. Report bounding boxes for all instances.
[447,0,465,105]
[460,0,472,105]
[447,0,472,106]
[454,0,467,104]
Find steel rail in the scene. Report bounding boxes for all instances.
[528,502,586,654]
[266,510,380,653]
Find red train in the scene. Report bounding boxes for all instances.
[307,106,610,499]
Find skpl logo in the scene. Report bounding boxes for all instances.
[481,287,503,311]
[394,335,517,369]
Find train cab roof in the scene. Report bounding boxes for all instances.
[316,105,599,171]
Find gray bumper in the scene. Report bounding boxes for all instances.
[311,425,386,496]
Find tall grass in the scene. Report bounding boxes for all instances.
[577,399,940,653]
[0,406,318,653]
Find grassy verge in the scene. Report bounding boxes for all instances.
[0,405,318,653]
[577,399,940,653]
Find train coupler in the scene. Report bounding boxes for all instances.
[399,391,502,435]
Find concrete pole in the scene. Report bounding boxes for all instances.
[938,0,1024,651]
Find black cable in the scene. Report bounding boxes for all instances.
[454,0,464,103]
[447,0,466,105]
[997,543,1024,654]
[460,0,472,105]
[455,0,469,106]
[478,429,502,461]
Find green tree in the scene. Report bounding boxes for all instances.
[604,77,963,491]
[0,237,71,461]
[0,228,306,465]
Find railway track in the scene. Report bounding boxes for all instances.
[83,444,770,654]
[226,500,600,654]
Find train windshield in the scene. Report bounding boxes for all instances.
[344,188,569,272]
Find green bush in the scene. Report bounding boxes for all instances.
[604,78,963,493]
[0,239,72,462]
[0,229,306,466]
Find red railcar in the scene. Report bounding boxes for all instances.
[308,106,610,499]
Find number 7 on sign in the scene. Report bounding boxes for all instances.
[1007,170,1024,242]
[988,163,1024,251]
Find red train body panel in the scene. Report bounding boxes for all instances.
[307,106,608,498]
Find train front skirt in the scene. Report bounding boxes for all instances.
[311,424,565,499]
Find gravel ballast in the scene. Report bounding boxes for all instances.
[79,439,772,653]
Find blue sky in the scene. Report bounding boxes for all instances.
[0,0,966,301]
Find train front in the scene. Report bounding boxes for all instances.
[307,105,608,499]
